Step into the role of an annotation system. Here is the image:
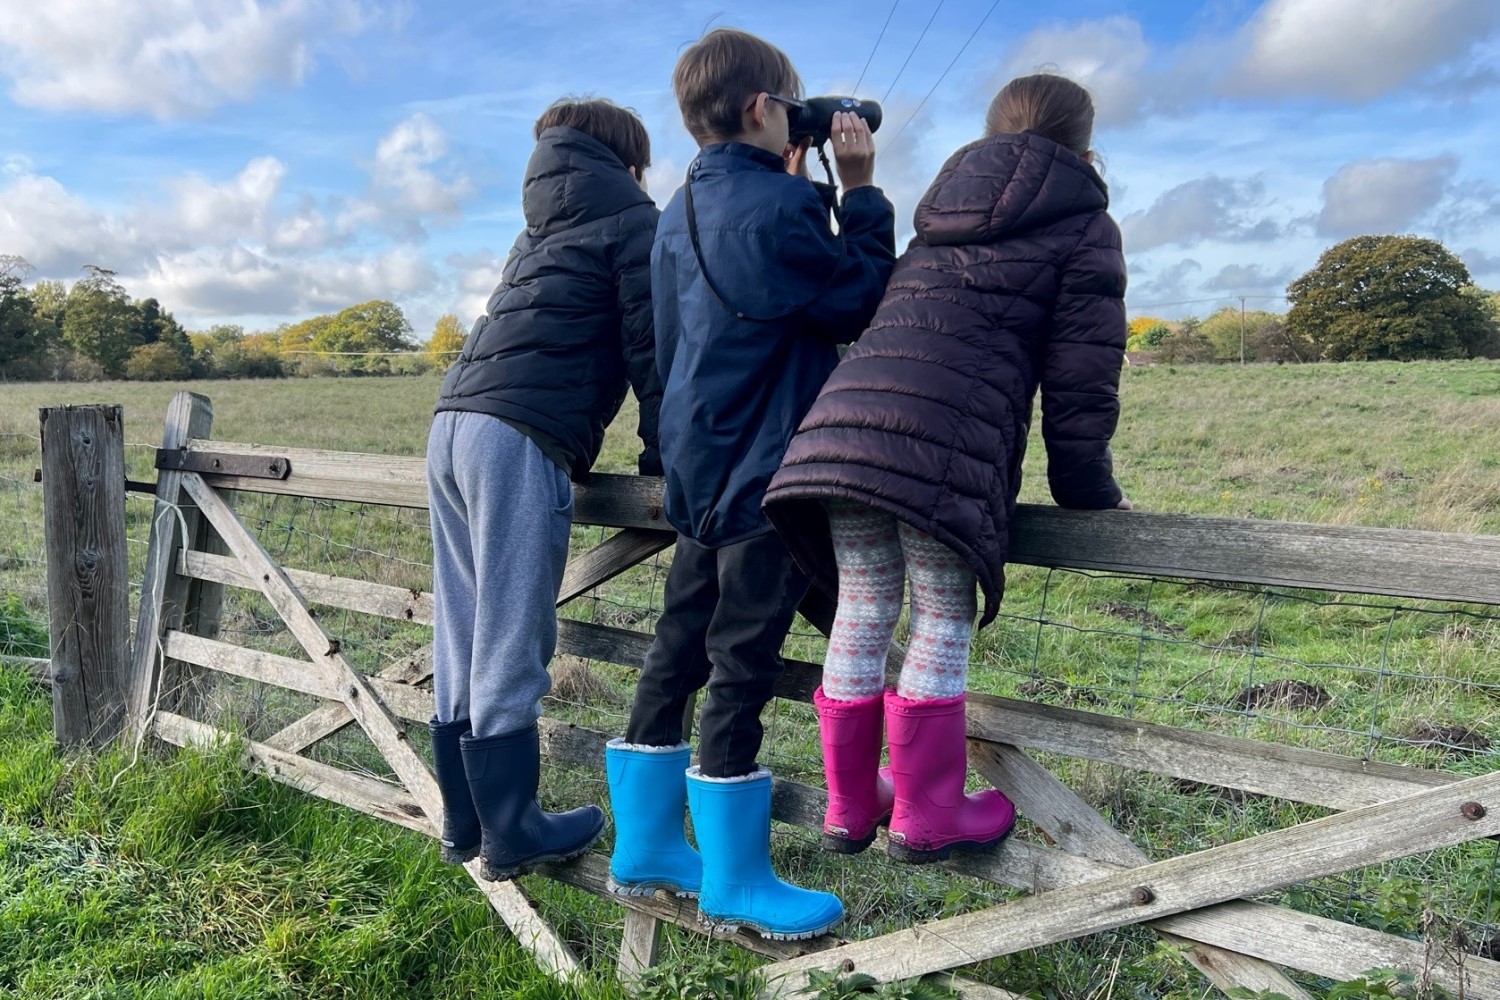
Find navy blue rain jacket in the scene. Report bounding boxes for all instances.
[653,142,897,546]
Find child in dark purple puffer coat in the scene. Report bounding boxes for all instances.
[765,74,1132,865]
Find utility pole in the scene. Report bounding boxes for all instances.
[1239,295,1247,366]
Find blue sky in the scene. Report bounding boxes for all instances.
[2,0,1498,338]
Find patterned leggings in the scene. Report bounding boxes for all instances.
[822,500,977,701]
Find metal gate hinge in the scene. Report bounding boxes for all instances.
[155,449,292,480]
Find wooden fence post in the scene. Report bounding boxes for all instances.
[128,391,219,746]
[40,404,130,748]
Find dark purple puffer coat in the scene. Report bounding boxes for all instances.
[763,132,1127,626]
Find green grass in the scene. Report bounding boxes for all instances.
[2,360,1500,998]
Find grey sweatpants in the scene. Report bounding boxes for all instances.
[427,411,572,739]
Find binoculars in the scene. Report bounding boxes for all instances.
[788,96,883,147]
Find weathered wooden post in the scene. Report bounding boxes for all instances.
[40,403,130,747]
[127,391,222,747]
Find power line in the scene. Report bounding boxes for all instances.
[885,0,1002,150]
[1128,294,1286,310]
[853,0,900,95]
[282,349,460,357]
[881,0,945,104]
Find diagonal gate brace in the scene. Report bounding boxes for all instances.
[756,768,1500,995]
[175,471,582,980]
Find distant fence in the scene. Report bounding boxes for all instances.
[13,392,1500,999]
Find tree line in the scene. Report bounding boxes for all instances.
[1129,236,1500,365]
[4,234,1498,381]
[0,255,471,382]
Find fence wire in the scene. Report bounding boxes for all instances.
[4,444,1500,992]
[1,432,162,667]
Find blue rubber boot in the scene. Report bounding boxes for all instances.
[686,766,844,941]
[605,740,702,898]
[428,717,481,864]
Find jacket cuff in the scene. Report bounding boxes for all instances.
[840,185,892,213]
[1050,477,1124,510]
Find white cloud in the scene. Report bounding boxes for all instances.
[0,171,143,273]
[341,114,474,238]
[999,17,1151,128]
[1204,263,1295,292]
[0,121,471,324]
[1129,258,1203,309]
[1461,248,1500,280]
[871,98,948,245]
[160,157,329,252]
[989,2,1500,137]
[0,0,369,119]
[372,114,471,216]
[1121,176,1279,252]
[135,245,437,317]
[445,249,507,324]
[1316,156,1457,237]
[1434,179,1500,238]
[1225,0,1500,102]
[643,153,689,208]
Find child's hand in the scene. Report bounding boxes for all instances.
[831,111,875,191]
[784,137,812,178]
[1116,498,1134,511]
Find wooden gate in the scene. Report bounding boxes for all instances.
[125,392,1500,998]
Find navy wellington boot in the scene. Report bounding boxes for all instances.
[428,717,481,864]
[461,724,605,881]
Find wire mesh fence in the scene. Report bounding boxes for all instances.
[4,434,1500,991]
[0,431,164,667]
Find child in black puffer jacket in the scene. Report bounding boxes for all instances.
[427,98,662,882]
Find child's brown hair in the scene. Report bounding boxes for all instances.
[984,74,1095,158]
[534,98,652,172]
[671,28,803,145]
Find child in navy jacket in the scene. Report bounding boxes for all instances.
[606,29,896,941]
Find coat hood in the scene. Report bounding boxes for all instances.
[913,131,1108,247]
[523,126,654,237]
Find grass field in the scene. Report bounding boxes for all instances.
[3,360,1500,999]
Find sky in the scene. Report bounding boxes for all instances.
[1,0,1498,338]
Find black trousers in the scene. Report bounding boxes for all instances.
[625,530,809,778]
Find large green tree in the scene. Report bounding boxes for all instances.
[280,299,416,374]
[1461,286,1500,358]
[1156,317,1216,364]
[1199,305,1287,362]
[30,280,68,341]
[62,266,139,377]
[192,324,285,379]
[1286,236,1491,362]
[427,313,466,359]
[133,297,191,349]
[315,300,416,354]
[0,255,48,378]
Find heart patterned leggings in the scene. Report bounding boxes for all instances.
[820,500,977,702]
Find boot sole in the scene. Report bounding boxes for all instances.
[476,826,606,882]
[887,827,1013,865]
[820,812,893,856]
[606,877,700,900]
[441,844,480,865]
[698,914,842,942]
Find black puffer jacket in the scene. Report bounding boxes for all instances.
[436,126,663,478]
[764,132,1127,625]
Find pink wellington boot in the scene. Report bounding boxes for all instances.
[814,687,895,854]
[884,690,1016,864]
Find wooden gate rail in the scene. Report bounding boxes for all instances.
[122,395,1500,999]
[172,438,1500,604]
[153,593,1500,997]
